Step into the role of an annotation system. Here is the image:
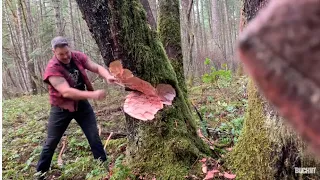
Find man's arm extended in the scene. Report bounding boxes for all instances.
[49,76,105,100]
[84,59,116,83]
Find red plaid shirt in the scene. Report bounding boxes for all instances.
[43,51,94,112]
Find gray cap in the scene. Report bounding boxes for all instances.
[51,36,69,49]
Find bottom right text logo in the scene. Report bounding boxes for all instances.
[295,167,316,174]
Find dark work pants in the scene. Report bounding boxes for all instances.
[36,100,106,173]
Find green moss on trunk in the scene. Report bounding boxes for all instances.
[226,80,320,179]
[226,79,274,179]
[158,0,187,97]
[76,0,211,178]
[116,1,211,178]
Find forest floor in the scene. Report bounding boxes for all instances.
[2,75,248,180]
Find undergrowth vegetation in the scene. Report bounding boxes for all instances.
[2,64,248,179]
[2,88,128,179]
[190,60,248,150]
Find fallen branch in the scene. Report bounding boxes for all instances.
[95,107,122,115]
[37,115,49,121]
[98,124,102,136]
[57,135,67,167]
[104,132,114,150]
[101,131,127,139]
[191,101,210,137]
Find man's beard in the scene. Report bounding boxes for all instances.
[59,57,71,64]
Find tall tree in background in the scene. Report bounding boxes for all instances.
[3,1,26,92]
[69,0,76,45]
[181,0,195,81]
[53,0,64,35]
[147,0,158,26]
[140,0,156,29]
[75,0,211,178]
[236,5,246,76]
[24,0,38,94]
[1,0,94,98]
[2,0,243,97]
[16,0,33,93]
[158,0,187,96]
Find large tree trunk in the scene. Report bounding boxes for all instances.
[227,0,320,179]
[158,0,187,96]
[75,0,211,178]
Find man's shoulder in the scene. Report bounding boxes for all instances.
[43,58,64,82]
[46,58,60,69]
[72,50,87,58]
[72,51,88,64]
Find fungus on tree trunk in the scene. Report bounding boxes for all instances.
[109,60,176,121]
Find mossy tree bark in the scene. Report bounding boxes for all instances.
[227,0,320,179]
[75,0,211,178]
[158,0,187,97]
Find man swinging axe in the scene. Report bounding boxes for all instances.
[35,36,116,179]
